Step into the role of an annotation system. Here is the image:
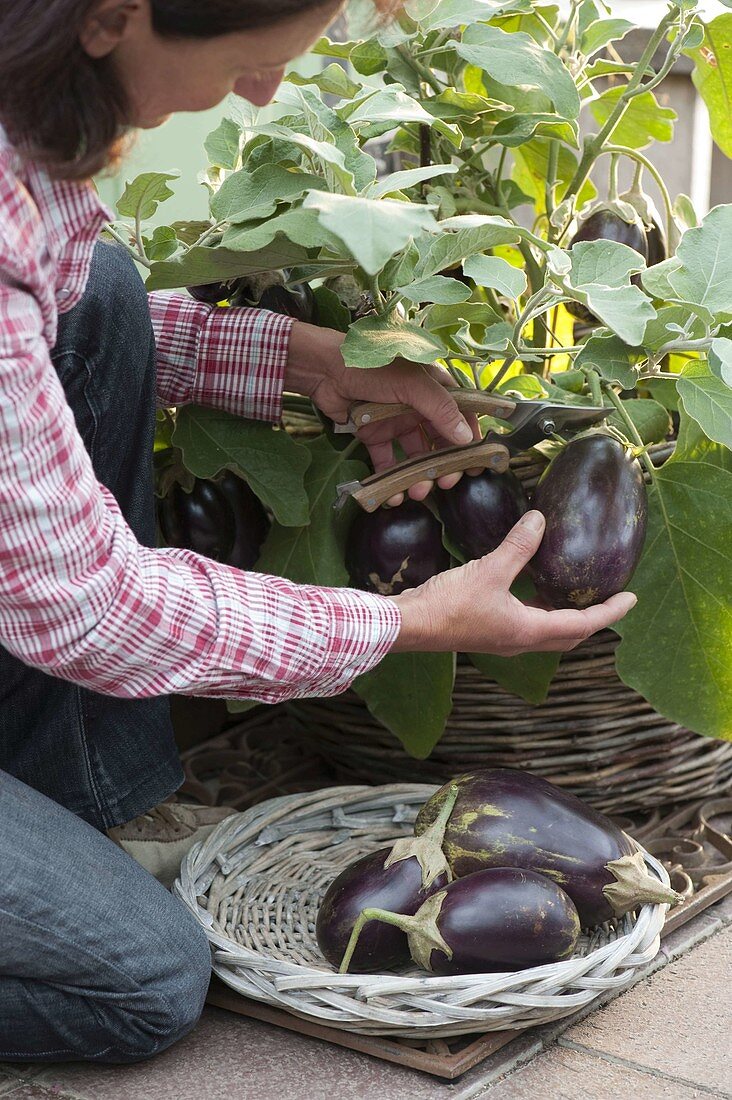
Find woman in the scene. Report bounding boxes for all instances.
[0,0,636,1064]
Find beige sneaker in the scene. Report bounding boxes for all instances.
[108,803,235,888]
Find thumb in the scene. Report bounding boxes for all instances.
[489,510,546,584]
[400,379,474,445]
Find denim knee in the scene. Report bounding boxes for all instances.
[113,911,212,1064]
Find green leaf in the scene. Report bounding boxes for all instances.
[222,205,346,255]
[491,112,578,148]
[686,13,732,157]
[574,285,656,346]
[677,359,732,450]
[353,652,456,758]
[568,239,645,287]
[204,118,243,170]
[342,316,448,369]
[468,650,560,705]
[312,285,351,333]
[287,63,361,99]
[248,122,355,193]
[172,406,311,527]
[255,436,368,586]
[455,24,581,120]
[608,397,671,445]
[660,205,732,314]
[414,216,520,279]
[580,17,633,55]
[146,241,310,291]
[574,332,641,389]
[142,225,178,262]
[642,305,708,353]
[416,0,532,30]
[396,275,472,305]
[116,171,178,221]
[303,191,438,275]
[710,336,732,385]
[462,254,528,299]
[367,164,458,199]
[672,405,732,470]
[615,461,732,740]
[349,38,388,75]
[276,84,377,194]
[342,86,459,142]
[211,166,325,224]
[589,86,675,149]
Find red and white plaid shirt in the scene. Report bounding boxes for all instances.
[0,131,400,702]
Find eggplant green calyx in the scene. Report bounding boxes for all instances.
[384,783,460,890]
[337,893,451,975]
[602,848,682,917]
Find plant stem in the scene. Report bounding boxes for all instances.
[561,12,678,208]
[601,381,658,483]
[556,0,580,53]
[396,44,444,94]
[602,145,676,247]
[105,224,152,269]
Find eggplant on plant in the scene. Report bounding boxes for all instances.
[529,434,648,610]
[415,769,680,927]
[345,499,450,596]
[435,470,528,560]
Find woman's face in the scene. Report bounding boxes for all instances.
[82,0,344,126]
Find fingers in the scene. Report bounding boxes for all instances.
[487,511,546,586]
[393,374,474,445]
[517,591,638,651]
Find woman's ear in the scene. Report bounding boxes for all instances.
[80,0,144,59]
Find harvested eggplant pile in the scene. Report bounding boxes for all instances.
[316,769,681,977]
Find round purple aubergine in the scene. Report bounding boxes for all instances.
[316,848,447,972]
[421,868,580,975]
[214,471,270,570]
[434,470,528,560]
[416,769,679,927]
[529,434,648,609]
[345,499,450,596]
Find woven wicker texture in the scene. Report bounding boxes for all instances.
[175,784,672,1038]
[289,633,732,816]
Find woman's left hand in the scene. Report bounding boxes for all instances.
[285,322,482,504]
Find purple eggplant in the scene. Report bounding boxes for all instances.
[214,471,270,570]
[415,769,680,927]
[529,434,647,609]
[645,217,667,267]
[345,499,450,596]
[567,208,648,321]
[316,786,459,972]
[434,470,528,560]
[340,867,580,975]
[158,480,235,563]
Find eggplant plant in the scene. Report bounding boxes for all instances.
[109,0,732,753]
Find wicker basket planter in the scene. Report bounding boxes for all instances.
[289,632,732,816]
[175,783,673,1038]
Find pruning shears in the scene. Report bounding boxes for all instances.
[333,393,612,512]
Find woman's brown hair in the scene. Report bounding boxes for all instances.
[0,0,392,181]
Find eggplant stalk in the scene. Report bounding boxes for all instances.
[603,848,682,916]
[383,783,460,890]
[338,894,451,975]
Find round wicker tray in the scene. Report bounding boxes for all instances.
[175,784,672,1038]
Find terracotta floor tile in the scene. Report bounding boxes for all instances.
[476,1045,720,1099]
[562,927,732,1094]
[34,1007,458,1100]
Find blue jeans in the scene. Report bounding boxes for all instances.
[0,243,209,1061]
[0,242,183,830]
[0,768,211,1062]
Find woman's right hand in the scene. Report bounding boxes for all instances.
[390,510,637,655]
